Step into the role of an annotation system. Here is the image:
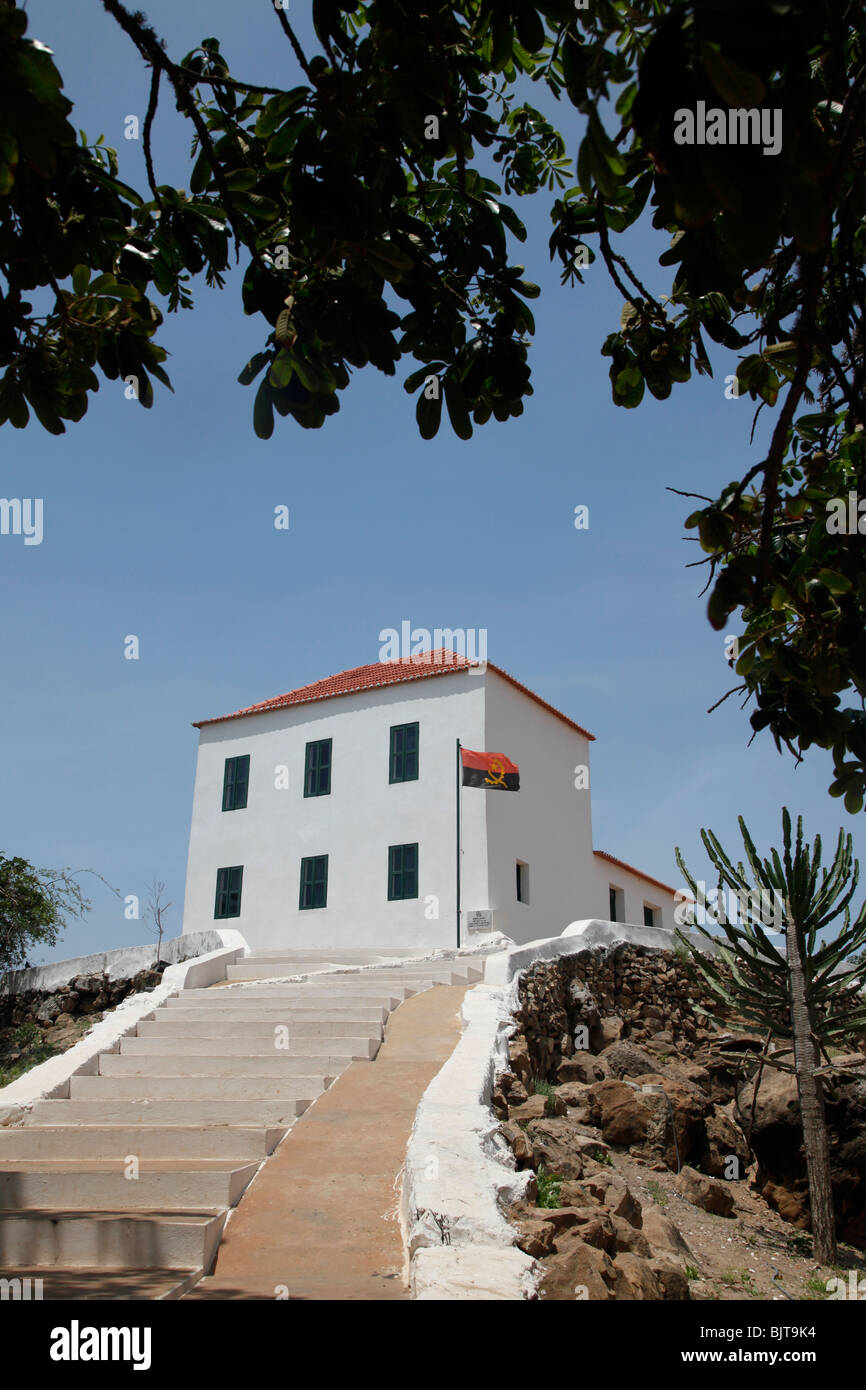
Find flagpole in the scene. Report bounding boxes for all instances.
[455,738,461,949]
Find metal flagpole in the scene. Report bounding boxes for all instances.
[456,738,461,949]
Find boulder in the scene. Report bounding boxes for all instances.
[611,1217,651,1256]
[649,1258,691,1300]
[675,1164,735,1217]
[633,1074,711,1165]
[499,1122,534,1167]
[556,1054,609,1085]
[526,1118,586,1180]
[599,1041,661,1080]
[611,1252,663,1300]
[508,1036,533,1088]
[587,1080,669,1153]
[538,1228,615,1300]
[556,1082,594,1112]
[590,1015,624,1053]
[584,1174,643,1228]
[640,1206,696,1263]
[513,1214,556,1258]
[699,1105,751,1179]
[34,995,63,1025]
[509,1093,565,1124]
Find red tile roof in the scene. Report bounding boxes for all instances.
[594,850,680,899]
[193,649,595,739]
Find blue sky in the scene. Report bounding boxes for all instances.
[2,1,859,962]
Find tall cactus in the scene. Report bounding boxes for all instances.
[675,810,866,1265]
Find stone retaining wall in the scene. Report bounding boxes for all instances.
[516,942,729,1082]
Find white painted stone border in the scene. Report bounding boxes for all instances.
[401,918,712,1299]
[0,932,247,1127]
[402,978,536,1300]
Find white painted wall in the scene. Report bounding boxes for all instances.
[482,670,595,944]
[588,856,680,932]
[182,671,488,951]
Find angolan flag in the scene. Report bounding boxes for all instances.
[461,748,520,791]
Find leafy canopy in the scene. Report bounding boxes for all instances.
[2,0,865,803]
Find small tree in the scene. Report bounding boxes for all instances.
[676,810,866,1265]
[0,855,90,970]
[145,879,171,961]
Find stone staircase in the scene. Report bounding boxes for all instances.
[0,949,483,1299]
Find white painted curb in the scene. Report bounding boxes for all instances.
[402,918,700,1299]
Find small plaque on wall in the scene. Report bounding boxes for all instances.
[467,910,493,933]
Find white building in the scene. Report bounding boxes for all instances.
[180,651,682,951]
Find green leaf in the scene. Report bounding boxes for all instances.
[253,378,274,439]
[71,264,90,296]
[700,43,767,107]
[816,569,852,595]
[238,351,270,386]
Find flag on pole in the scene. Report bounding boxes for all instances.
[461,747,520,791]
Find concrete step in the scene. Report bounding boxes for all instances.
[24,1099,306,1128]
[119,1035,381,1059]
[153,1005,388,1024]
[0,1209,225,1270]
[99,1054,356,1078]
[346,966,484,983]
[244,949,415,961]
[0,1160,259,1211]
[136,1017,384,1039]
[69,1075,330,1102]
[0,1124,287,1161]
[0,1268,198,1299]
[170,988,408,1007]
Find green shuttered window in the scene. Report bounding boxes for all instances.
[222,755,250,811]
[389,723,419,783]
[304,739,332,797]
[214,866,243,919]
[300,855,328,910]
[388,843,418,900]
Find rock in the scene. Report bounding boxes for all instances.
[514,1215,556,1258]
[52,1013,76,1029]
[526,1118,586,1180]
[558,1179,595,1209]
[556,1082,594,1111]
[499,1122,534,1166]
[611,1252,663,1299]
[539,1228,616,1300]
[34,995,63,1025]
[611,1216,651,1256]
[675,1164,735,1217]
[509,1094,564,1124]
[556,1054,609,1085]
[640,1206,696,1263]
[590,1015,624,1052]
[599,1041,662,1080]
[761,1180,809,1228]
[584,1174,643,1228]
[508,1036,533,1088]
[632,1074,712,1165]
[649,1258,691,1300]
[72,974,103,994]
[699,1105,751,1179]
[587,1079,668,1152]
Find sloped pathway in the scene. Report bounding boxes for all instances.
[185,983,470,1300]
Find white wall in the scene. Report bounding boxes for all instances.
[481,670,595,945]
[181,671,487,951]
[588,855,680,932]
